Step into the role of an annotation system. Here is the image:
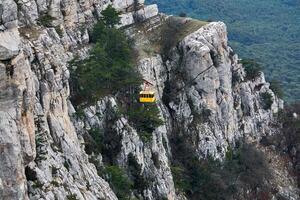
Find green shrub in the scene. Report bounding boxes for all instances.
[63,160,70,171]
[126,102,163,143]
[151,152,160,168]
[84,125,122,164]
[38,14,55,27]
[171,134,271,199]
[179,12,187,17]
[32,180,44,189]
[241,59,263,80]
[66,194,78,200]
[100,5,121,28]
[50,180,60,187]
[170,165,191,192]
[51,166,59,176]
[104,165,133,200]
[270,79,284,98]
[55,26,63,37]
[69,6,141,107]
[261,92,273,110]
[227,144,271,189]
[127,153,152,193]
[232,70,241,86]
[84,127,104,155]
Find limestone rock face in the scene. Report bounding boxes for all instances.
[77,96,176,200]
[163,22,283,159]
[112,0,145,11]
[0,51,36,200]
[0,28,20,60]
[0,0,18,29]
[0,0,298,199]
[135,4,159,22]
[0,0,163,199]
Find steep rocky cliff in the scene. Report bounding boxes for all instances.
[0,0,298,200]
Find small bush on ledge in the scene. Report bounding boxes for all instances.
[241,59,263,81]
[261,92,273,110]
[104,165,133,199]
[270,79,284,98]
[38,14,56,27]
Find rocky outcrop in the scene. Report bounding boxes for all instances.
[163,22,283,159]
[0,0,298,200]
[0,0,162,199]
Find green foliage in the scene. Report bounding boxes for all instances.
[281,104,300,186]
[69,7,141,107]
[100,5,121,28]
[232,70,241,86]
[84,124,122,164]
[270,80,284,98]
[126,102,164,143]
[179,12,187,17]
[38,14,55,27]
[104,165,133,200]
[66,194,78,200]
[170,166,191,192]
[224,144,271,189]
[241,59,262,80]
[261,92,273,110]
[263,103,300,187]
[50,180,60,187]
[151,152,160,168]
[171,135,271,199]
[127,153,153,193]
[225,146,234,160]
[90,21,107,43]
[55,26,63,37]
[147,0,300,102]
[32,180,44,189]
[51,166,59,176]
[84,127,104,155]
[63,160,70,171]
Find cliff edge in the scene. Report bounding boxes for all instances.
[0,0,298,200]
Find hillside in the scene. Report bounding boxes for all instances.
[0,0,299,200]
[147,0,300,102]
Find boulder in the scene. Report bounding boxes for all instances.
[135,4,159,22]
[119,12,135,27]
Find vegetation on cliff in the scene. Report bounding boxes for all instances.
[171,136,273,199]
[69,6,141,107]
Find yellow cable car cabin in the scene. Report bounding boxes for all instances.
[139,91,156,103]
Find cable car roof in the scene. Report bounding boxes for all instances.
[139,91,155,94]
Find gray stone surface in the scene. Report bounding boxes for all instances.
[0,0,298,199]
[0,0,18,28]
[0,28,20,60]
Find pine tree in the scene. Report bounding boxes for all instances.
[100,5,121,28]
